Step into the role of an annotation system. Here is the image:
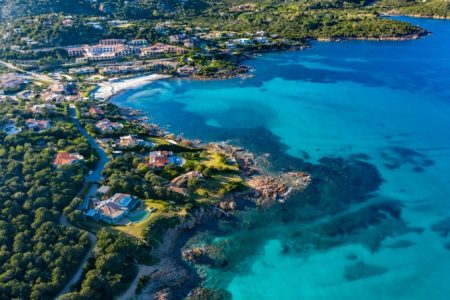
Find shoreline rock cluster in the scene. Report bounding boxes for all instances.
[135,141,311,298]
[136,259,191,300]
[208,142,312,207]
[316,31,429,43]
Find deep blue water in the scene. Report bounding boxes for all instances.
[113,17,450,299]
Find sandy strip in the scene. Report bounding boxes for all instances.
[94,74,171,100]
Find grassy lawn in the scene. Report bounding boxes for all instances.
[202,151,239,172]
[195,173,245,203]
[114,200,170,239]
[79,84,97,98]
[79,149,245,239]
[148,137,171,145]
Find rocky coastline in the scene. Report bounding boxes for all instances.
[106,26,427,296]
[133,141,312,299]
[316,31,429,43]
[383,11,450,21]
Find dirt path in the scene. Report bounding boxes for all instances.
[56,215,97,298]
[118,264,159,300]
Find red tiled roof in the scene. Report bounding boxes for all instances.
[53,152,83,165]
[99,202,126,218]
[89,107,104,115]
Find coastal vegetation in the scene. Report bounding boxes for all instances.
[0,0,446,298]
[0,0,428,75]
[377,0,450,18]
[39,99,251,298]
[0,99,96,299]
[59,230,139,299]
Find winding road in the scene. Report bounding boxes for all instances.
[55,108,109,299]
[70,107,109,184]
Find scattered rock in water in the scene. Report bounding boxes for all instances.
[182,247,212,265]
[413,166,424,173]
[431,217,450,237]
[384,161,401,170]
[385,239,415,249]
[300,150,311,160]
[152,288,173,300]
[345,262,388,281]
[186,287,232,300]
[346,253,358,261]
[350,153,371,161]
[313,201,422,252]
[380,147,435,171]
[444,242,450,251]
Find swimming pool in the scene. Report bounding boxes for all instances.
[127,210,150,223]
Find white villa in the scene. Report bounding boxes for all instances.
[87,193,140,224]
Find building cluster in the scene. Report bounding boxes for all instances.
[28,103,56,114]
[69,61,179,77]
[140,43,187,57]
[176,65,198,76]
[67,39,187,61]
[41,82,80,103]
[1,116,52,136]
[88,106,105,118]
[0,73,25,92]
[68,67,96,75]
[95,119,124,133]
[119,135,145,148]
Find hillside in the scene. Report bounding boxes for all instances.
[0,0,210,20]
[0,0,98,20]
[376,0,450,18]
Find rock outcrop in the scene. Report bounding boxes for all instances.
[219,200,237,211]
[136,259,190,300]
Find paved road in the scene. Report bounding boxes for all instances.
[70,107,109,183]
[56,108,110,298]
[0,59,56,83]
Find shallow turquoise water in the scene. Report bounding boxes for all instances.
[113,17,450,299]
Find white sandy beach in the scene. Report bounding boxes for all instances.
[94,74,171,100]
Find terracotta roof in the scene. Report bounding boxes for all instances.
[26,119,51,131]
[99,202,126,219]
[89,107,104,115]
[54,152,83,165]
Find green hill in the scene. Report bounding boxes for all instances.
[0,0,98,20]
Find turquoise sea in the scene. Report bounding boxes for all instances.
[113,17,450,299]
